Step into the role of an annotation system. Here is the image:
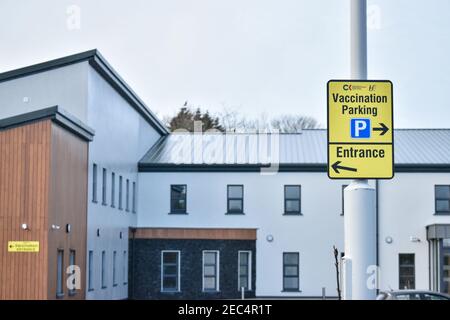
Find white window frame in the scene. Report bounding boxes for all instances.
[161,250,181,292]
[202,250,220,292]
[238,251,252,291]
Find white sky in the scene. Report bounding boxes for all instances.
[1,0,450,128]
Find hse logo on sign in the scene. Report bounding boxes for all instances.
[327,80,394,179]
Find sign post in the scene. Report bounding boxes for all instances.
[327,0,394,300]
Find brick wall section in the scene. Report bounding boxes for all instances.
[128,239,256,299]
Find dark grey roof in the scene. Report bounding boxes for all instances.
[0,50,169,135]
[139,129,450,172]
[0,106,95,141]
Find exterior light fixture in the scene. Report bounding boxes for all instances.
[51,224,61,230]
[21,223,29,231]
[266,235,274,242]
[385,236,393,244]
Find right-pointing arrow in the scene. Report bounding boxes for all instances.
[373,123,389,136]
[332,161,358,174]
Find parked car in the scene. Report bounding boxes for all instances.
[376,290,450,300]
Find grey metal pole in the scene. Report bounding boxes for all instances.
[343,0,377,300]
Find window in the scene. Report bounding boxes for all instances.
[170,185,187,213]
[435,185,450,214]
[111,172,115,208]
[283,252,299,291]
[132,182,137,213]
[102,168,107,205]
[92,164,98,203]
[341,185,348,215]
[119,176,123,210]
[123,251,128,285]
[238,251,252,291]
[203,251,219,291]
[101,251,107,289]
[284,185,301,214]
[126,179,130,212]
[88,251,94,291]
[161,251,180,292]
[113,251,117,286]
[68,250,76,296]
[399,254,415,289]
[56,250,64,298]
[227,185,243,214]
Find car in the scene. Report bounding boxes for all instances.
[376,290,450,300]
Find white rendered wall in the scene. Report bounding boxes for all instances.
[86,66,161,300]
[137,172,349,297]
[378,173,450,291]
[0,63,88,121]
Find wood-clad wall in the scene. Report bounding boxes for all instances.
[47,124,88,300]
[0,119,89,300]
[133,228,257,240]
[0,120,51,299]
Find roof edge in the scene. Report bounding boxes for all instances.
[0,50,169,136]
[0,106,95,141]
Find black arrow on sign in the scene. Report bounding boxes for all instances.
[332,161,358,174]
[373,123,389,136]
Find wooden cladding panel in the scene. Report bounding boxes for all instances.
[133,228,257,240]
[0,120,51,300]
[47,124,88,300]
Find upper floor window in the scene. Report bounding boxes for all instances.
[126,179,130,212]
[227,185,244,214]
[92,164,98,203]
[170,185,187,214]
[119,176,123,210]
[102,168,107,206]
[284,185,301,215]
[435,185,450,214]
[132,182,137,213]
[111,172,116,208]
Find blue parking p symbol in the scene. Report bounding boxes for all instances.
[351,119,371,138]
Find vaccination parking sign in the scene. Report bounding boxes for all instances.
[327,80,394,179]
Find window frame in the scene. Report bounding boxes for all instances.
[56,249,64,298]
[92,163,98,203]
[435,185,450,214]
[227,185,244,214]
[68,249,76,296]
[101,250,107,289]
[399,253,415,290]
[113,251,118,287]
[125,179,130,212]
[161,250,181,292]
[238,251,252,291]
[202,250,220,292]
[111,172,116,208]
[88,250,94,291]
[170,184,187,214]
[102,168,107,206]
[119,176,123,210]
[284,185,301,215]
[123,250,128,285]
[132,181,137,213]
[283,252,300,292]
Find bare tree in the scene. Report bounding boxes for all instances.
[271,115,320,133]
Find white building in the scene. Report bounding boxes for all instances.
[0,51,449,299]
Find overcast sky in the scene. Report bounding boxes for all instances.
[1,0,450,128]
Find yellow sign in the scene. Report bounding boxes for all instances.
[8,241,40,252]
[327,80,394,179]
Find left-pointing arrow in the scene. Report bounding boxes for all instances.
[332,161,358,174]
